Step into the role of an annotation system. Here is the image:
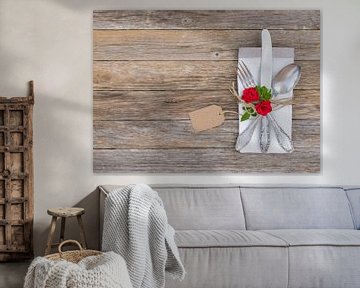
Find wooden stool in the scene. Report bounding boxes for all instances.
[45,207,87,255]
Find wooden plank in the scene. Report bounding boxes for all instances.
[0,198,26,205]
[93,10,320,30]
[0,219,26,225]
[0,245,27,252]
[25,96,34,256]
[0,147,26,153]
[4,107,12,250]
[93,60,319,91]
[93,148,320,173]
[93,90,235,121]
[94,120,238,149]
[93,89,320,121]
[94,119,319,149]
[94,30,320,61]
[0,97,32,104]
[0,252,30,262]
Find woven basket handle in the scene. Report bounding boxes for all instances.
[58,240,83,255]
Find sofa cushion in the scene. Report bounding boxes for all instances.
[259,230,360,288]
[287,246,360,288]
[262,229,360,246]
[156,187,246,230]
[175,230,288,248]
[165,246,288,288]
[345,188,360,229]
[241,187,355,230]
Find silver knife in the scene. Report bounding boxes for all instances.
[259,29,272,153]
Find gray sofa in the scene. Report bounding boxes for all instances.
[99,186,360,288]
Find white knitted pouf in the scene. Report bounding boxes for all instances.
[24,251,133,288]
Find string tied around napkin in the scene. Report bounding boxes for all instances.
[229,82,293,113]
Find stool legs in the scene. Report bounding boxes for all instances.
[45,209,87,255]
[77,215,87,249]
[60,217,66,243]
[45,216,57,255]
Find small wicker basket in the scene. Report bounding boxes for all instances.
[45,240,102,263]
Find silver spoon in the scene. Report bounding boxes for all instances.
[267,63,301,152]
[272,63,301,96]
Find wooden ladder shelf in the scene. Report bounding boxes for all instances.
[0,81,34,261]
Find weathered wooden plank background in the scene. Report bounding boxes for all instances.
[93,10,320,173]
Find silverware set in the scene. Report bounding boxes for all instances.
[236,60,294,153]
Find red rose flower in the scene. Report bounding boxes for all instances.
[255,100,272,116]
[242,87,260,103]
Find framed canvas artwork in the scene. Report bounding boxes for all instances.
[93,10,320,173]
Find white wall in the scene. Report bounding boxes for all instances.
[0,0,359,256]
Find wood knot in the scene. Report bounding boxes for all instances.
[181,17,192,25]
[165,98,179,103]
[3,169,10,177]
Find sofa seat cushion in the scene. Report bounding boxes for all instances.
[175,230,288,248]
[262,229,360,246]
[260,230,360,288]
[166,246,289,288]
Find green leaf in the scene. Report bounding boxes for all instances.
[256,85,272,101]
[261,86,265,94]
[241,112,250,122]
[246,107,254,113]
[263,91,272,101]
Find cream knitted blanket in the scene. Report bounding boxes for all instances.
[102,184,185,288]
[24,251,132,288]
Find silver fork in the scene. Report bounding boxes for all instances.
[238,60,271,152]
[237,60,257,87]
[236,60,294,153]
[235,61,260,151]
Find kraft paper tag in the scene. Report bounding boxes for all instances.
[189,105,225,132]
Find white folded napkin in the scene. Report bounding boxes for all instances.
[237,47,294,153]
